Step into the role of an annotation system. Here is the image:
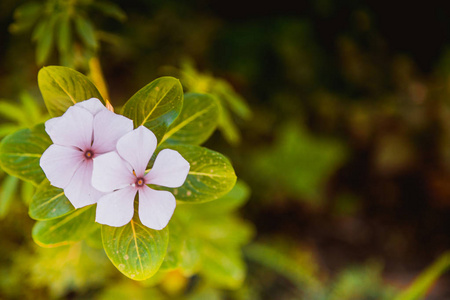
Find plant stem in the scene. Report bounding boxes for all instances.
[88,56,111,103]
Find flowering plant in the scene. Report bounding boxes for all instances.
[0,66,237,280]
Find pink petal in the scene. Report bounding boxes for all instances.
[45,106,93,150]
[95,186,137,227]
[91,110,133,154]
[138,186,176,230]
[64,160,104,209]
[92,151,135,192]
[145,149,190,188]
[116,126,157,177]
[40,144,84,188]
[76,98,106,115]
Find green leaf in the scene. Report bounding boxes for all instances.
[0,123,51,185]
[74,14,98,49]
[122,77,183,143]
[0,175,19,218]
[20,91,47,126]
[0,124,20,138]
[57,14,75,67]
[13,1,42,21]
[159,220,184,271]
[190,215,253,247]
[179,237,201,275]
[217,105,241,145]
[157,145,237,203]
[102,213,169,281]
[200,243,245,289]
[161,93,220,145]
[85,227,103,249]
[57,13,72,52]
[0,100,27,123]
[32,205,98,247]
[38,66,104,117]
[31,20,46,41]
[244,242,323,292]
[188,180,251,214]
[250,122,347,204]
[9,2,42,34]
[21,181,35,205]
[92,1,127,22]
[394,251,450,300]
[214,79,252,120]
[158,216,202,274]
[29,179,74,220]
[35,16,57,65]
[159,183,252,279]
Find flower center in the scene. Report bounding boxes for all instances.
[135,177,145,187]
[84,150,94,159]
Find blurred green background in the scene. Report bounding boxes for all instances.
[1,0,450,299]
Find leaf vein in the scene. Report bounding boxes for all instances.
[1,153,42,158]
[47,71,77,105]
[140,85,174,126]
[188,171,230,178]
[34,191,65,210]
[161,104,213,143]
[47,206,89,232]
[130,220,144,274]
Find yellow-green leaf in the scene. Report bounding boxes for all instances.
[0,123,51,186]
[122,77,183,143]
[38,66,104,117]
[32,205,98,247]
[158,145,237,203]
[29,179,74,220]
[161,93,220,145]
[101,211,169,281]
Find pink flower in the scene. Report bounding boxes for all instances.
[91,126,190,229]
[40,98,133,208]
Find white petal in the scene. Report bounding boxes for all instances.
[116,126,157,177]
[45,106,93,149]
[75,98,106,115]
[40,144,84,188]
[92,110,133,154]
[92,151,135,192]
[145,149,190,188]
[138,186,176,230]
[64,160,104,209]
[95,186,137,227]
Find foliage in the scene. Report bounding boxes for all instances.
[395,251,450,300]
[0,66,239,281]
[0,92,48,219]
[243,238,398,300]
[163,180,253,288]
[9,0,126,67]
[248,122,347,205]
[1,0,450,299]
[170,60,252,145]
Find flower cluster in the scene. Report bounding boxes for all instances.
[40,98,190,229]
